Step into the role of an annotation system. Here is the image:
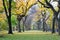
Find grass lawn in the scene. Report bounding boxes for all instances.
[0,31,60,40]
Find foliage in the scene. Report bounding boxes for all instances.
[0,14,8,30]
[15,0,37,15]
[0,0,4,13]
[11,15,17,27]
[0,20,8,30]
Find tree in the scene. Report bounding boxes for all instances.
[15,0,37,32]
[2,0,13,34]
[38,0,60,35]
[57,0,60,35]
[38,2,50,31]
[0,14,7,31]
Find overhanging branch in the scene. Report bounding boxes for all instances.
[45,0,56,12]
[24,1,37,16]
[27,2,37,12]
[38,0,50,8]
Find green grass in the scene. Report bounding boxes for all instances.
[0,31,60,40]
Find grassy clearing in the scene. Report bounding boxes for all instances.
[0,31,60,40]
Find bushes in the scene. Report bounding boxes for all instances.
[0,20,8,31]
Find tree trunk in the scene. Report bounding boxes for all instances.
[22,22,25,32]
[38,25,40,30]
[8,0,13,34]
[2,0,13,34]
[8,17,13,34]
[43,18,45,32]
[52,16,55,33]
[22,19,25,32]
[18,20,21,32]
[58,14,60,35]
[37,22,40,30]
[23,24,24,32]
[58,20,60,35]
[22,16,27,32]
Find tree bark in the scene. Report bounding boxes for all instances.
[52,12,58,33]
[8,17,13,34]
[22,16,28,32]
[52,16,55,33]
[58,14,60,35]
[58,20,60,35]
[23,23,24,32]
[22,18,25,32]
[2,0,13,34]
[18,20,21,32]
[43,18,45,32]
[38,24,40,30]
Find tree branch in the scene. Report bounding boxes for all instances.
[2,0,8,17]
[38,0,50,8]
[58,0,60,13]
[17,5,22,10]
[23,1,37,16]
[45,0,56,12]
[45,15,50,21]
[24,0,30,15]
[8,0,12,17]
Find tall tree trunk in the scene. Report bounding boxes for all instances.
[52,16,55,33]
[58,20,60,35]
[2,0,13,34]
[58,13,60,35]
[8,0,12,34]
[38,24,40,30]
[18,20,21,32]
[43,18,45,32]
[8,17,13,34]
[23,23,24,32]
[17,15,22,32]
[22,16,27,32]
[37,22,40,30]
[58,0,60,35]
[52,12,58,33]
[22,18,25,32]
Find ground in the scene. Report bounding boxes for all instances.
[0,30,60,40]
